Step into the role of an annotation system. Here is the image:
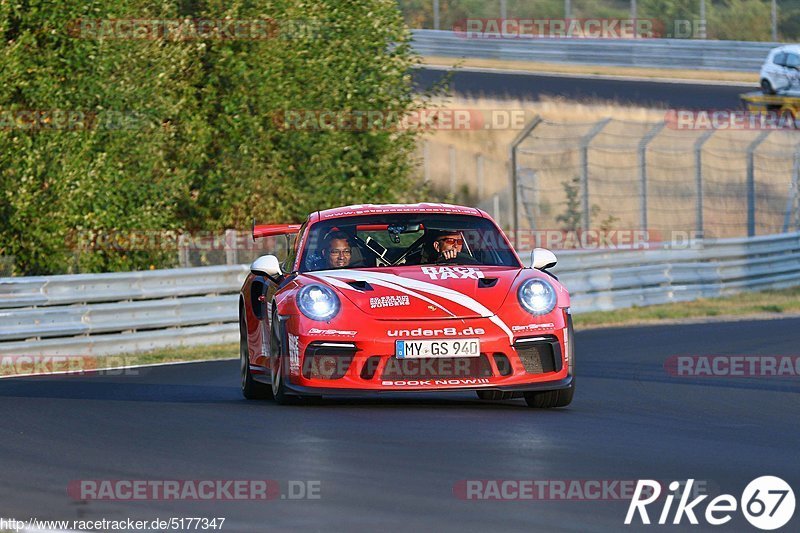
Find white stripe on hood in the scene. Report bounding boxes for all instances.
[312,270,514,342]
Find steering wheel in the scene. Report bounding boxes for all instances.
[437,252,480,265]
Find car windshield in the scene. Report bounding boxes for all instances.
[299,214,520,272]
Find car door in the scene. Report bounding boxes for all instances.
[768,52,787,90]
[247,224,304,366]
[784,53,800,92]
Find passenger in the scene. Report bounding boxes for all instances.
[322,230,353,269]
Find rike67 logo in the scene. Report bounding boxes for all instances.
[626,477,795,530]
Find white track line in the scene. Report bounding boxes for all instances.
[420,63,755,88]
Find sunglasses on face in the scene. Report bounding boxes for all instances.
[437,237,463,246]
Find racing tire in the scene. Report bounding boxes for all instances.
[269,310,299,405]
[523,383,574,408]
[240,313,272,400]
[761,78,775,95]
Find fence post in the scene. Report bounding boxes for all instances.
[476,153,485,198]
[783,149,800,232]
[422,140,430,183]
[638,122,666,232]
[509,115,542,241]
[746,131,771,237]
[449,145,456,195]
[178,233,190,268]
[694,130,715,238]
[433,0,440,30]
[225,229,238,265]
[580,118,611,232]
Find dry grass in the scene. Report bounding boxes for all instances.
[417,96,798,238]
[574,286,800,329]
[421,56,759,84]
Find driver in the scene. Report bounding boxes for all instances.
[430,231,464,262]
[322,230,353,269]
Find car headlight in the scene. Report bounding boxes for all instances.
[297,284,340,321]
[517,278,557,316]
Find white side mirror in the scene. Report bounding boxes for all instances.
[250,255,282,278]
[531,248,558,270]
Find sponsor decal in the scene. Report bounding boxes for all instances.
[288,333,300,373]
[420,266,485,280]
[307,328,357,337]
[381,378,491,386]
[369,295,410,308]
[387,326,485,337]
[511,322,555,332]
[625,477,795,530]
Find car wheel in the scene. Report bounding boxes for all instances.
[240,313,272,400]
[761,78,775,94]
[476,391,518,401]
[269,311,298,405]
[523,383,574,408]
[524,314,575,408]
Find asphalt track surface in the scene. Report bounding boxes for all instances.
[1,317,798,532]
[414,67,752,109]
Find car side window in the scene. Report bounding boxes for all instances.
[284,222,307,272]
[786,54,800,68]
[773,52,787,66]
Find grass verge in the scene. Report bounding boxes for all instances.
[421,55,758,84]
[573,286,800,329]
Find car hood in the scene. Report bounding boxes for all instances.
[303,266,523,320]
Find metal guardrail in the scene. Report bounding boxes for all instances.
[552,232,800,311]
[0,265,248,356]
[0,232,798,356]
[411,29,776,72]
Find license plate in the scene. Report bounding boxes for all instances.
[395,339,480,359]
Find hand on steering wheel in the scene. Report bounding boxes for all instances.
[438,251,480,265]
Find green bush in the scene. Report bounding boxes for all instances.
[0,0,422,275]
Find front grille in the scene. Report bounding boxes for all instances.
[380,355,493,380]
[302,342,356,379]
[514,336,562,374]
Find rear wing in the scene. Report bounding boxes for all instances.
[251,220,302,241]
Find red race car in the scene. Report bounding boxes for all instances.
[239,203,574,407]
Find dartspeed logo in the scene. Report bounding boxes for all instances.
[625,477,795,530]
